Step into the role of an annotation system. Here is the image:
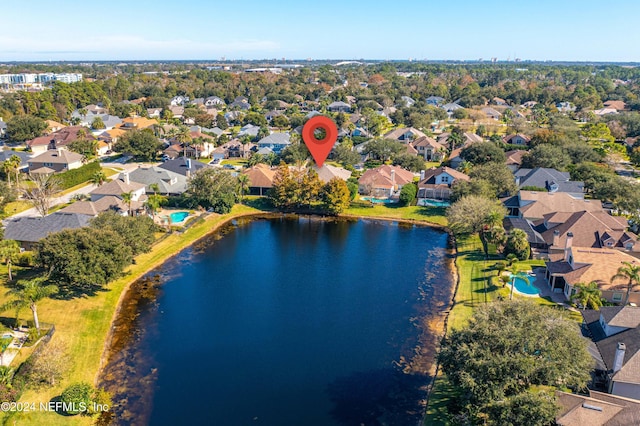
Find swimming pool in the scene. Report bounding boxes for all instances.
[170,211,189,223]
[419,199,451,208]
[512,276,540,296]
[361,197,396,204]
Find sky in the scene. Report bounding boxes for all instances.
[2,0,640,62]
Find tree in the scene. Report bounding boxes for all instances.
[2,155,22,187]
[6,115,47,142]
[363,139,404,162]
[90,171,106,186]
[216,113,228,130]
[23,337,68,387]
[611,261,640,305]
[438,301,593,424]
[398,182,417,206]
[0,180,16,215]
[68,138,98,159]
[572,281,603,310]
[460,142,506,165]
[60,383,93,415]
[91,116,105,130]
[450,179,495,202]
[113,129,162,161]
[237,174,249,203]
[0,277,58,335]
[120,191,133,216]
[392,153,426,172]
[333,144,361,167]
[89,211,157,256]
[0,240,20,281]
[23,173,60,217]
[322,178,351,214]
[37,228,133,295]
[521,144,572,170]
[185,168,238,214]
[504,228,530,260]
[509,266,530,300]
[280,144,310,164]
[469,162,518,198]
[447,195,507,257]
[272,115,290,130]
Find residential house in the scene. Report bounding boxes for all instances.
[158,157,207,177]
[0,119,6,138]
[358,165,414,199]
[604,100,626,111]
[58,196,129,217]
[400,96,415,107]
[238,124,260,138]
[556,389,640,425]
[265,110,283,122]
[256,133,291,154]
[437,132,483,149]
[383,127,426,142]
[205,96,225,107]
[327,101,351,113]
[4,212,92,250]
[412,136,446,162]
[45,120,66,133]
[128,166,188,195]
[28,149,83,174]
[557,102,577,113]
[581,307,640,402]
[117,117,158,131]
[169,106,184,119]
[503,133,531,146]
[312,164,352,183]
[481,107,502,120]
[71,110,122,129]
[594,107,619,116]
[441,102,464,117]
[98,128,127,146]
[521,101,538,109]
[244,164,276,196]
[224,111,243,124]
[503,190,603,220]
[170,95,189,106]
[147,108,162,118]
[89,172,146,216]
[229,96,251,110]
[425,96,444,106]
[221,139,255,159]
[27,126,94,154]
[515,167,585,198]
[0,149,32,172]
[505,150,526,172]
[492,97,508,106]
[417,167,470,201]
[544,237,640,302]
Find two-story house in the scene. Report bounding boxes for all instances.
[416,166,470,201]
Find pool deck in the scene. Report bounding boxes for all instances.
[531,267,571,305]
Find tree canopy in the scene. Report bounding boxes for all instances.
[113,129,162,161]
[185,168,239,214]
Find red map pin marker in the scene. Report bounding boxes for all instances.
[302,116,338,168]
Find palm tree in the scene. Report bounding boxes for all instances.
[0,277,58,335]
[446,132,464,151]
[611,261,640,305]
[176,126,193,157]
[90,171,107,187]
[571,281,603,310]
[149,183,160,196]
[0,240,20,281]
[458,160,472,175]
[237,174,249,203]
[145,185,165,219]
[3,155,21,187]
[121,191,133,216]
[0,366,15,386]
[509,266,530,301]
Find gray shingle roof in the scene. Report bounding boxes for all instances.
[128,166,188,194]
[515,167,584,194]
[4,212,92,243]
[157,157,207,177]
[0,150,31,167]
[257,133,291,146]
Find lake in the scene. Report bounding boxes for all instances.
[99,215,454,425]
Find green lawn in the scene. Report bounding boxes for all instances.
[343,203,448,227]
[1,204,263,425]
[1,200,32,218]
[221,158,248,167]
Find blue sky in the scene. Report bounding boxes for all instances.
[2,0,639,62]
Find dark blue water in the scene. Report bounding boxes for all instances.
[102,216,453,425]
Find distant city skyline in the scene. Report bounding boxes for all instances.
[2,0,640,62]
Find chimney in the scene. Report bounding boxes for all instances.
[420,170,425,181]
[56,147,63,156]
[186,158,192,169]
[613,342,626,373]
[564,232,574,262]
[123,172,130,185]
[390,169,396,185]
[553,230,560,247]
[515,175,520,186]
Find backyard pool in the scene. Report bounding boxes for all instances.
[419,199,451,208]
[169,211,189,223]
[512,275,540,296]
[361,196,396,204]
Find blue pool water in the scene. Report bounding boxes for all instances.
[169,211,189,223]
[512,275,540,295]
[361,196,396,204]
[421,199,451,208]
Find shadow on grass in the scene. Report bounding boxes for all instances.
[243,197,274,211]
[51,283,109,300]
[474,285,500,293]
[327,368,430,426]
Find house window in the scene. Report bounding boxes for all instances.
[441,176,449,183]
[613,293,623,302]
[606,241,613,247]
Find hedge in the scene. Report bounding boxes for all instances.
[58,161,101,189]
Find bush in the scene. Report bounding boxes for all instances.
[60,382,93,415]
[16,251,34,267]
[399,183,417,206]
[57,161,101,189]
